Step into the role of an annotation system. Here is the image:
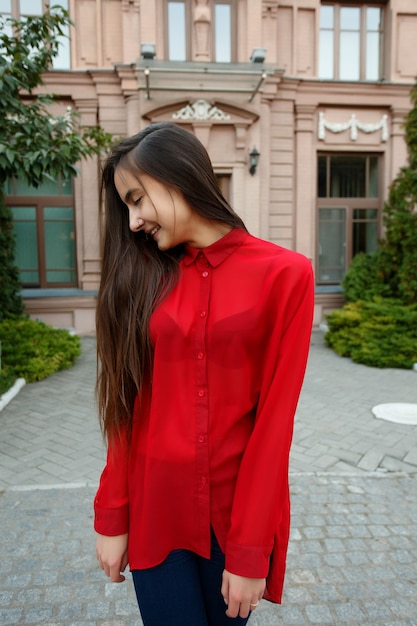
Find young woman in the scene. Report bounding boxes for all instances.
[94,122,314,626]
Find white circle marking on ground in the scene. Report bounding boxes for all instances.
[372,403,417,425]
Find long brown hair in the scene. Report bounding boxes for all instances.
[96,122,246,440]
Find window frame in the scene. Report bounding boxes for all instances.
[0,0,71,69]
[316,153,382,285]
[164,0,237,63]
[5,178,78,289]
[319,1,385,81]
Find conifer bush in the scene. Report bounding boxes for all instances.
[325,300,417,369]
[0,318,81,387]
[325,80,417,369]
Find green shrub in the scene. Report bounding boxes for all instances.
[341,251,391,303]
[0,317,81,384]
[325,299,417,369]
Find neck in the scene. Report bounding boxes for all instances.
[186,219,233,249]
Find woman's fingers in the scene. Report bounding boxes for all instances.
[96,533,128,583]
[222,570,265,618]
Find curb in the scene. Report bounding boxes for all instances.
[0,377,26,412]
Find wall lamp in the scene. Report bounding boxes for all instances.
[250,48,267,64]
[249,147,260,176]
[141,43,156,59]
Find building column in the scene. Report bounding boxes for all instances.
[126,93,142,136]
[294,104,316,259]
[73,99,102,291]
[390,107,409,182]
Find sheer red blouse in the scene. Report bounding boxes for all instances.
[94,228,314,603]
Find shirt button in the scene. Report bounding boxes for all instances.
[202,271,209,278]
[198,389,205,397]
[200,310,207,318]
[201,476,208,484]
[198,435,205,443]
[197,352,204,359]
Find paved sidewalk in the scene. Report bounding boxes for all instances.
[0,331,416,625]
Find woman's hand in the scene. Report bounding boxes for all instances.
[221,570,266,618]
[96,533,129,583]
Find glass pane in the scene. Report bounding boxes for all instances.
[0,0,11,12]
[353,221,378,256]
[19,0,42,15]
[3,178,14,195]
[340,32,360,80]
[353,209,378,220]
[168,2,186,61]
[330,156,366,197]
[12,213,39,285]
[369,157,379,197]
[318,156,327,197]
[10,206,36,220]
[320,4,333,29]
[46,270,76,282]
[12,175,73,196]
[15,176,60,196]
[44,206,74,219]
[215,4,231,62]
[319,31,334,79]
[53,31,71,69]
[44,220,76,283]
[367,7,381,31]
[61,178,73,195]
[366,32,379,80]
[318,207,346,283]
[340,7,360,31]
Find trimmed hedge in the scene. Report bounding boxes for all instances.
[0,317,81,388]
[325,299,417,369]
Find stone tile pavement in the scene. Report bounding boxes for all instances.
[0,330,416,625]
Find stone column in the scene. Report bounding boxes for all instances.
[294,104,316,259]
[73,99,102,291]
[390,107,409,182]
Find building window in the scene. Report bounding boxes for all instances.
[317,154,380,284]
[0,0,71,69]
[319,3,383,81]
[5,175,77,288]
[166,0,236,62]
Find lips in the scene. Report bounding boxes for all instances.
[150,225,161,238]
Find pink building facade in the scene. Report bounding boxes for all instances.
[3,0,417,333]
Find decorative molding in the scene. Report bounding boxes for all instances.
[318,112,389,142]
[172,99,231,121]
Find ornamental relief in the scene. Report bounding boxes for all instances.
[172,99,231,121]
[318,112,389,142]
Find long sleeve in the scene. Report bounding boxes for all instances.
[225,253,314,593]
[94,426,130,536]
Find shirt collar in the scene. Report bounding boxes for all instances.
[183,227,247,268]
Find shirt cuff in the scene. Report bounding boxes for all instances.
[225,541,272,579]
[94,502,129,536]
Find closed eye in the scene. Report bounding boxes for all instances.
[133,197,143,206]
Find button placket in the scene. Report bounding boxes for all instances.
[195,253,210,501]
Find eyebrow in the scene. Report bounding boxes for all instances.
[124,188,142,203]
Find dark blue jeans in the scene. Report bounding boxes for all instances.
[132,530,252,626]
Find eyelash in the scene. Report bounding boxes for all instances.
[133,197,142,206]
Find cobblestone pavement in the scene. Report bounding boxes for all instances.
[0,331,416,625]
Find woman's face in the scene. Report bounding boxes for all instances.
[114,166,195,251]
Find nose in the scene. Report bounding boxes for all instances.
[129,211,144,232]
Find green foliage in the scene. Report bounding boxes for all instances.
[0,8,113,319]
[325,299,417,369]
[341,251,390,303]
[0,190,23,319]
[342,82,417,306]
[0,317,81,383]
[0,7,113,187]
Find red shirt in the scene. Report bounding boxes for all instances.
[94,228,314,603]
